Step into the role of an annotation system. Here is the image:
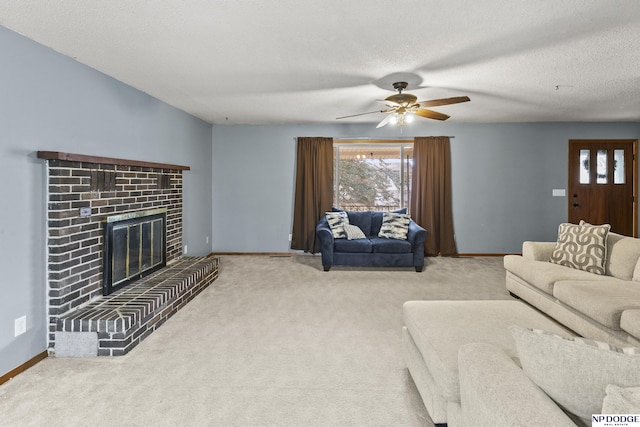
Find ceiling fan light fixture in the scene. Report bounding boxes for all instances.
[392,111,413,127]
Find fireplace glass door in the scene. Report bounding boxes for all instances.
[103,209,167,295]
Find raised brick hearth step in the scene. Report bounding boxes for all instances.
[55,256,219,356]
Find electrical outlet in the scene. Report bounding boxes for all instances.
[289,234,292,242]
[184,245,188,255]
[15,316,26,337]
[206,236,209,244]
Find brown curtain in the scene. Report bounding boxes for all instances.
[290,137,334,253]
[410,136,457,256]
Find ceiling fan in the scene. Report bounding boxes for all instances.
[337,82,470,128]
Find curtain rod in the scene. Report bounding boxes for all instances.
[293,136,456,143]
[334,136,455,140]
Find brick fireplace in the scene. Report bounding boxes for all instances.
[38,151,217,355]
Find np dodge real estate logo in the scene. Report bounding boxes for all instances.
[592,414,640,426]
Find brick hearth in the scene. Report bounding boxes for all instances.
[56,256,218,356]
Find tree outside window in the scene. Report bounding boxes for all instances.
[334,143,413,212]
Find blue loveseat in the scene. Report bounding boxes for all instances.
[316,210,427,272]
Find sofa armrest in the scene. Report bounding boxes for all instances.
[522,241,556,261]
[408,220,427,267]
[407,220,426,246]
[620,309,640,342]
[457,343,577,427]
[316,217,334,266]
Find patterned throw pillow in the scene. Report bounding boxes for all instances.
[549,222,610,275]
[344,224,366,240]
[510,325,640,424]
[325,212,349,239]
[378,212,411,240]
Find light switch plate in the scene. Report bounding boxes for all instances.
[552,189,566,197]
[15,316,26,336]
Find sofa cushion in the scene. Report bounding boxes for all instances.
[371,208,406,235]
[510,325,640,424]
[504,255,606,294]
[370,237,412,254]
[602,385,640,413]
[325,211,349,239]
[345,211,372,236]
[344,224,366,240]
[549,222,610,275]
[402,300,573,403]
[606,232,640,280]
[457,343,578,427]
[621,309,640,341]
[333,238,373,253]
[378,212,411,240]
[552,280,640,330]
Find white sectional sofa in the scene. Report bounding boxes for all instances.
[505,231,640,347]
[403,224,640,426]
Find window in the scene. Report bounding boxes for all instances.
[333,142,413,212]
[579,149,590,184]
[596,149,608,184]
[614,149,625,184]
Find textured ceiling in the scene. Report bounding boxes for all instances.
[1,0,640,125]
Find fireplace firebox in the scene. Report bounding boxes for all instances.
[102,208,167,295]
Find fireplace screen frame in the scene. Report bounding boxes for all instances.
[102,208,167,296]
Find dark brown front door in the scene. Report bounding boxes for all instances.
[568,139,637,236]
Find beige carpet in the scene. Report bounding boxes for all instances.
[0,255,512,427]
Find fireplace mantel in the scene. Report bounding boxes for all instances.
[37,151,190,171]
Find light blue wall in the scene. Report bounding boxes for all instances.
[212,122,640,254]
[448,122,640,252]
[0,27,212,376]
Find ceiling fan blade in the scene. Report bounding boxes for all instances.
[414,108,450,121]
[336,110,386,119]
[417,96,470,108]
[376,114,394,128]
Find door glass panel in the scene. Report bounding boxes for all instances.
[596,149,607,184]
[579,149,590,184]
[112,227,128,284]
[614,149,625,184]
